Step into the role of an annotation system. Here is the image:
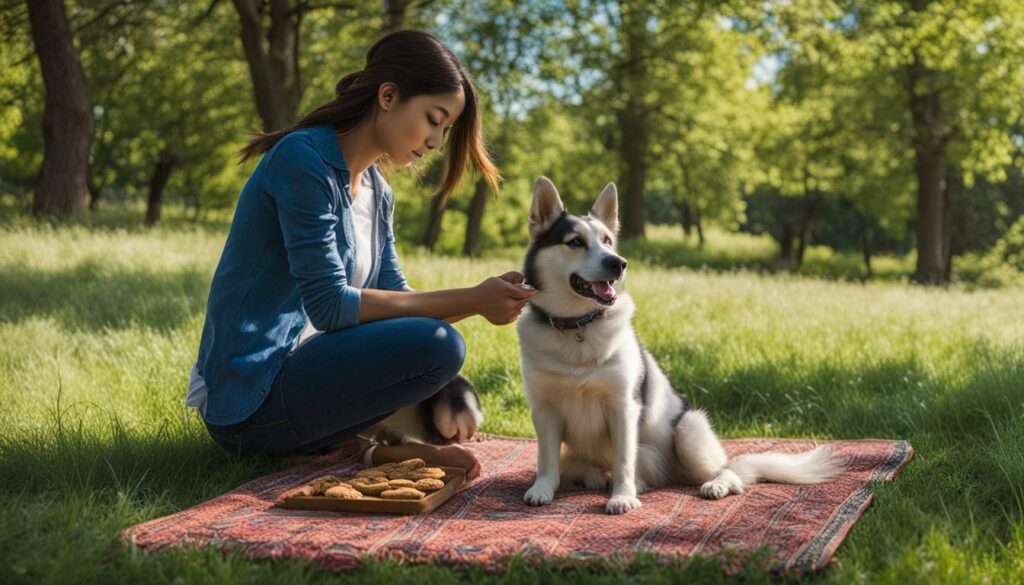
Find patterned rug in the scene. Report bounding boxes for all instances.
[121,434,912,573]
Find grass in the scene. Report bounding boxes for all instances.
[1,203,1023,583]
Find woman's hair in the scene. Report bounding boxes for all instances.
[238,29,499,201]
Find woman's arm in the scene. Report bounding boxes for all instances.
[357,276,534,325]
[357,287,476,323]
[443,313,475,324]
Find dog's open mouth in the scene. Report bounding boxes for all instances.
[570,273,617,305]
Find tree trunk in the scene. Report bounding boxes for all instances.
[145,151,179,227]
[462,177,490,257]
[942,187,953,282]
[778,222,794,267]
[911,123,948,284]
[422,191,446,251]
[908,38,950,284]
[87,174,102,211]
[678,199,694,238]
[694,208,704,248]
[26,0,94,217]
[232,0,302,132]
[619,101,647,239]
[384,0,413,32]
[616,3,649,239]
[860,221,873,278]
[795,196,819,268]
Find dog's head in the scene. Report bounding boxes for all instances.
[523,176,627,316]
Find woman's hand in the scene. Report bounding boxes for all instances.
[433,444,481,481]
[472,271,536,325]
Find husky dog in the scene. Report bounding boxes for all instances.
[517,177,843,515]
[365,374,484,445]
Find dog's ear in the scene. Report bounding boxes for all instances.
[590,182,619,235]
[529,176,565,239]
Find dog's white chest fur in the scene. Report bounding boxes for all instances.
[517,295,641,460]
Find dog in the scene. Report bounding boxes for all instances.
[516,176,843,515]
[367,374,484,445]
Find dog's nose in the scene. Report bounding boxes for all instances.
[603,256,627,275]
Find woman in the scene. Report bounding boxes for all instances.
[186,30,535,479]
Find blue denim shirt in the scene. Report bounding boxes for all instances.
[194,123,410,425]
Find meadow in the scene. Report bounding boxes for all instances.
[1,204,1022,583]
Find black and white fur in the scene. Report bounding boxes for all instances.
[367,374,484,445]
[517,176,843,515]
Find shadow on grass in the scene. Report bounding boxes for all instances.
[0,197,233,235]
[0,259,210,332]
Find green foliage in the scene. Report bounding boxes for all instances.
[1,0,1022,281]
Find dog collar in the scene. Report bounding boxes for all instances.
[529,304,607,342]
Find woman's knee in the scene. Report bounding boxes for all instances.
[404,317,465,380]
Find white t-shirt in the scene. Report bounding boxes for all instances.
[186,171,377,417]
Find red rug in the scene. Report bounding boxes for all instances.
[121,434,912,573]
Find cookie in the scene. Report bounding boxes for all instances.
[324,484,363,499]
[380,487,426,500]
[414,478,445,492]
[349,476,390,496]
[308,475,342,495]
[387,479,416,488]
[354,465,393,479]
[395,458,425,471]
[389,467,446,481]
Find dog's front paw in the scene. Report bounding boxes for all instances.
[524,482,555,506]
[606,494,642,515]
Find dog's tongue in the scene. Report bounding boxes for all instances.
[590,280,616,301]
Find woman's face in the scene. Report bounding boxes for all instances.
[375,83,466,166]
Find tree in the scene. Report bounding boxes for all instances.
[433,0,558,255]
[767,0,1024,283]
[25,0,94,216]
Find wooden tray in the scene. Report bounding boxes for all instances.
[277,466,466,515]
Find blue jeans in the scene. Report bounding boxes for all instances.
[204,317,466,456]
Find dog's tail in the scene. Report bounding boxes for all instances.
[726,445,844,486]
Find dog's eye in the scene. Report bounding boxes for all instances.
[567,237,585,248]
[603,237,613,246]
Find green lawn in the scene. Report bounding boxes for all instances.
[1,205,1023,583]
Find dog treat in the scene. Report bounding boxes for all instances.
[414,478,445,492]
[324,484,363,499]
[348,476,391,496]
[308,475,343,495]
[389,466,446,481]
[294,459,448,504]
[380,487,426,500]
[395,458,426,471]
[354,462,395,478]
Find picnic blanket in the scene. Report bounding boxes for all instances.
[121,434,912,573]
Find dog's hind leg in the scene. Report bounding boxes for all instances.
[673,410,745,499]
